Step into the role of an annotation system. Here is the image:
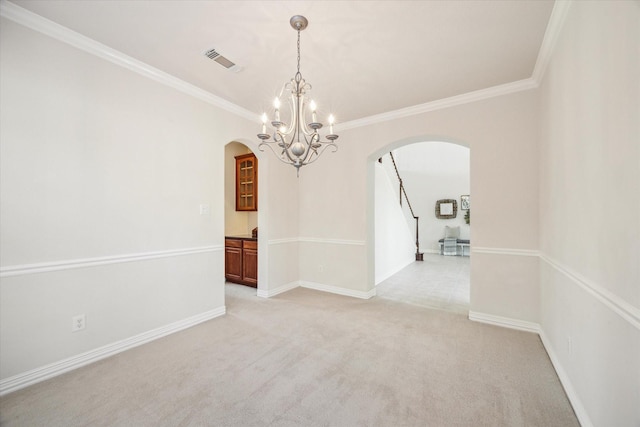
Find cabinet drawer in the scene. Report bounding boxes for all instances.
[225,239,242,248]
[243,240,257,250]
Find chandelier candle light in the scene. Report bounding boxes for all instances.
[257,15,338,176]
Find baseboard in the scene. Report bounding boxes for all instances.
[257,281,376,300]
[469,311,593,425]
[468,311,540,333]
[539,330,594,427]
[300,281,376,299]
[256,281,299,298]
[0,306,226,396]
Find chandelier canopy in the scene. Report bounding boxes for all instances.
[257,15,338,175]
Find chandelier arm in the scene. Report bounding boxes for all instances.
[275,132,304,165]
[295,133,317,165]
[258,140,283,158]
[301,142,339,165]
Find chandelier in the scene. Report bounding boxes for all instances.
[257,15,338,175]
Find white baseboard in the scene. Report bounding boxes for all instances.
[423,249,440,255]
[0,306,226,396]
[257,280,376,300]
[470,311,593,426]
[468,311,540,333]
[300,281,376,299]
[539,330,593,427]
[257,281,299,298]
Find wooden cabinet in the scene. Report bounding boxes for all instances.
[241,240,258,286]
[235,153,257,211]
[225,237,257,287]
[224,239,243,283]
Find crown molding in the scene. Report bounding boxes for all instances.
[0,0,257,122]
[531,0,574,83]
[1,0,572,132]
[338,78,538,131]
[338,1,573,132]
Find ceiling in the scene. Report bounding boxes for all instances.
[10,0,555,124]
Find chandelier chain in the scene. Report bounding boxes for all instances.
[295,30,301,83]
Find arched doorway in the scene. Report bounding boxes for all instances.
[367,137,471,313]
[223,139,269,299]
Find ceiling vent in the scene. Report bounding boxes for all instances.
[204,48,242,73]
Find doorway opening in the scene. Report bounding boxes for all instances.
[370,140,471,314]
[224,141,261,300]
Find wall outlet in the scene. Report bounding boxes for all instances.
[566,335,573,357]
[199,204,211,215]
[72,314,86,332]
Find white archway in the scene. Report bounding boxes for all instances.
[366,136,471,308]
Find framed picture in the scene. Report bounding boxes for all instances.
[435,199,457,219]
[461,195,470,210]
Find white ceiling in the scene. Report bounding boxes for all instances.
[10,0,555,124]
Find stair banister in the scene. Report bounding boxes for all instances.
[387,152,424,261]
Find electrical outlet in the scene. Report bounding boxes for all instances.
[566,335,573,357]
[72,314,86,332]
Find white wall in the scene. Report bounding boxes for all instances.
[299,88,540,318]
[0,15,298,387]
[538,2,640,425]
[392,142,470,253]
[374,162,415,283]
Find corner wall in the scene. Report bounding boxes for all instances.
[538,2,640,425]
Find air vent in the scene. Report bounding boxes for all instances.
[204,48,242,72]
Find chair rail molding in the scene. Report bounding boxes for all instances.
[540,252,640,331]
[298,237,366,246]
[0,245,223,278]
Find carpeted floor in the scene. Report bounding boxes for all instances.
[0,284,578,426]
[376,254,470,313]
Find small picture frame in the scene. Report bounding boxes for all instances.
[461,195,470,211]
[435,199,457,219]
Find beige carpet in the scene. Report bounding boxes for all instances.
[376,254,470,314]
[0,284,578,426]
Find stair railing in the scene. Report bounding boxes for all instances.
[383,152,424,261]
